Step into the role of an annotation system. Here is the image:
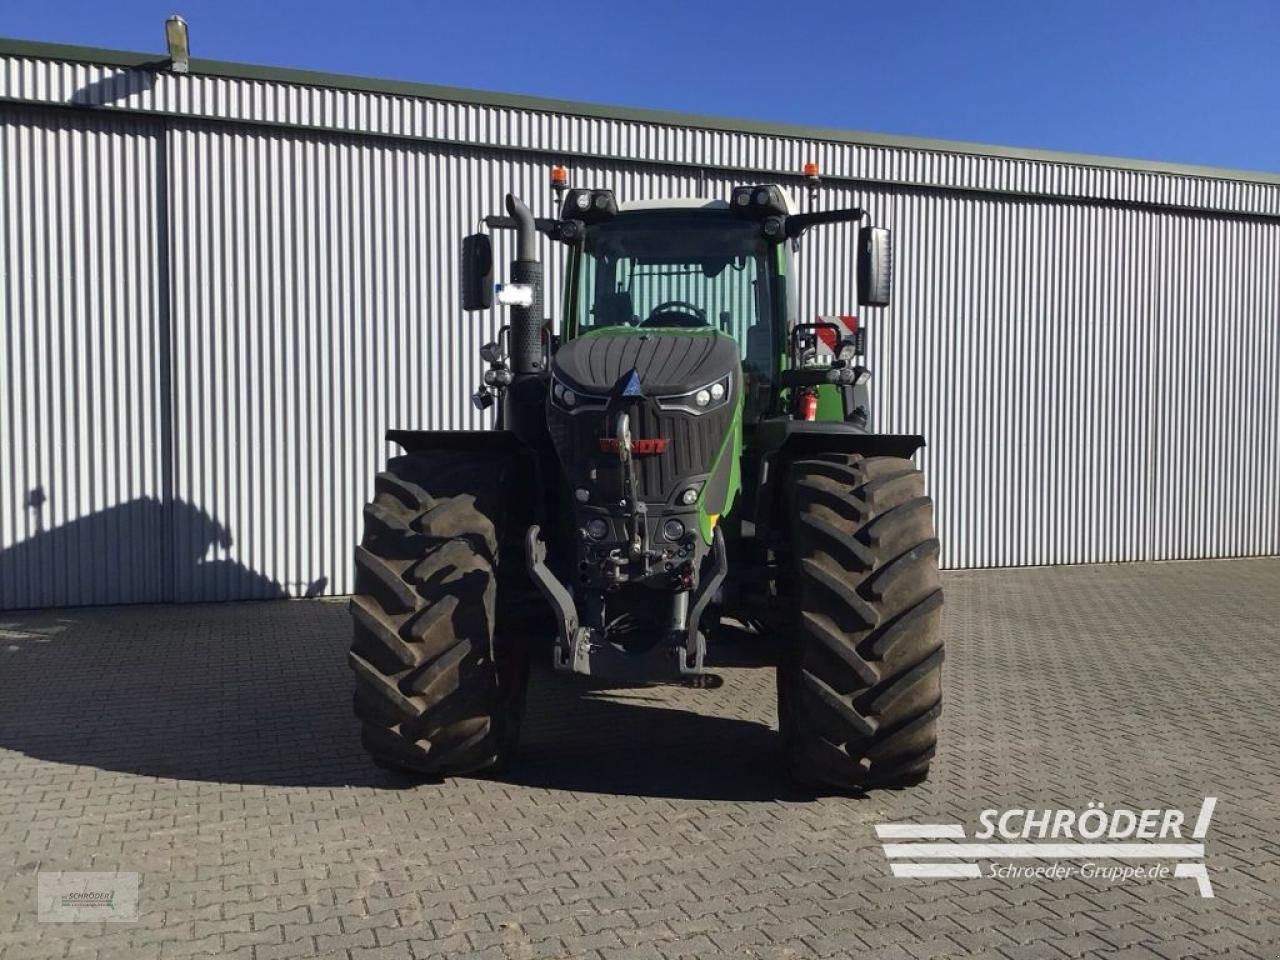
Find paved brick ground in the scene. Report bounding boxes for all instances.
[1,559,1278,959]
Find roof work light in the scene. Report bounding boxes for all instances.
[559,188,617,222]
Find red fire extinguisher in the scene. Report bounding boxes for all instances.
[798,389,818,422]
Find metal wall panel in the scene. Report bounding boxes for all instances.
[1,50,1278,607]
[0,105,166,607]
[869,193,1280,568]
[4,52,1280,217]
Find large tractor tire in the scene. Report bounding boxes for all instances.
[777,454,943,790]
[348,451,529,776]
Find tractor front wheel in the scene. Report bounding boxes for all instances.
[348,451,528,776]
[777,454,944,790]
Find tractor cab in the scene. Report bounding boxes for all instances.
[563,197,783,427]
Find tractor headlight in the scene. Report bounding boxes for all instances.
[656,375,732,416]
[549,374,606,412]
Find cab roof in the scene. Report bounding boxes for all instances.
[617,189,798,215]
[616,198,731,212]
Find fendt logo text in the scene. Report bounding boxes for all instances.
[876,797,1218,897]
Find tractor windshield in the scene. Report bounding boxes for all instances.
[573,213,775,418]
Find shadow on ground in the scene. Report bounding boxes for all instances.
[504,627,803,801]
[0,601,800,800]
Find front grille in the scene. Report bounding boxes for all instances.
[548,398,732,504]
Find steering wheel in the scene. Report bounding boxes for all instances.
[639,300,707,328]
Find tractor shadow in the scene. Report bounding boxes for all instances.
[0,601,817,801]
[503,626,804,802]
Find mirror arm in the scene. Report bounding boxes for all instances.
[483,214,566,240]
[785,206,865,239]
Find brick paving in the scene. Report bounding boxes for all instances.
[1,559,1278,959]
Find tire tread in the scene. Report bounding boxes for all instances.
[348,451,526,777]
[778,454,944,790]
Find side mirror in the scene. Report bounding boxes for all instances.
[461,233,493,311]
[857,226,893,308]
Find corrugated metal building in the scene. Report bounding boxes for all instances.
[2,38,1278,609]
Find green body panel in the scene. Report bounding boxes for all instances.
[816,384,844,421]
[697,390,744,544]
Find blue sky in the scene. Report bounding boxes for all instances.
[4,0,1278,172]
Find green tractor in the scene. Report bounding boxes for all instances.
[348,170,943,790]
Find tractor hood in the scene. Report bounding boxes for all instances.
[551,328,739,397]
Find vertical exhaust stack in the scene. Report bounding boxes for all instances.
[506,194,544,376]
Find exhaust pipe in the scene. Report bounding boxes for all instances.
[506,193,544,375]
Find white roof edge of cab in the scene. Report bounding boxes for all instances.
[616,198,731,211]
[616,187,797,214]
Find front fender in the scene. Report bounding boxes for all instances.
[753,419,927,535]
[386,429,546,526]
